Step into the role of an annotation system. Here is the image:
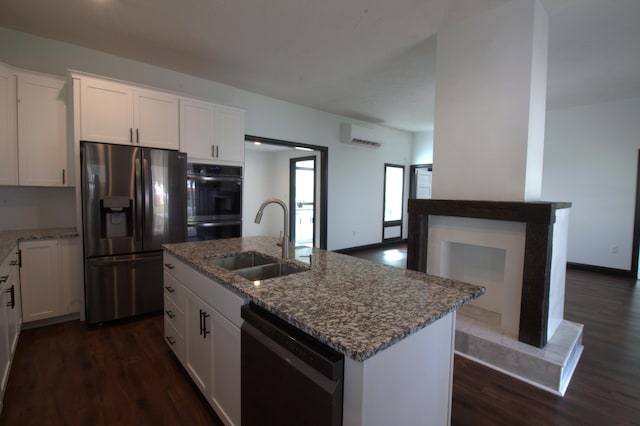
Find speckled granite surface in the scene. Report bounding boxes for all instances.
[165,236,485,362]
[0,228,79,262]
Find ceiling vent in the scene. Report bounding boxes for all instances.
[340,123,381,148]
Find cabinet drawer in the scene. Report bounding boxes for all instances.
[163,252,183,282]
[163,271,185,308]
[164,316,185,363]
[183,265,245,328]
[163,293,184,335]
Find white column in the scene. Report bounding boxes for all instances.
[432,0,549,201]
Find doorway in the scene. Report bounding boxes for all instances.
[290,156,316,248]
[382,163,405,241]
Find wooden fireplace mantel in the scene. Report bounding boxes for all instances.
[407,199,572,348]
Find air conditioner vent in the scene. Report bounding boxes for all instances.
[350,138,381,148]
[340,123,382,149]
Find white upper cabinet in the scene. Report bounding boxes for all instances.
[180,97,244,164]
[17,72,68,186]
[0,64,17,185]
[79,76,179,150]
[0,63,69,187]
[134,88,180,150]
[214,105,244,163]
[80,77,133,145]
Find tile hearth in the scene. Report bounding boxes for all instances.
[455,304,584,395]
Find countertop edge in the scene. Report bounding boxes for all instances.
[0,227,80,262]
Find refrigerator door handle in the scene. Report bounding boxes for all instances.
[142,156,153,248]
[134,155,143,242]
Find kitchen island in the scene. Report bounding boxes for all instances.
[163,236,484,425]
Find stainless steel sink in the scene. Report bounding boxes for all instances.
[208,252,275,270]
[233,262,308,281]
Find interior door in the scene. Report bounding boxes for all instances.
[383,163,405,241]
[290,156,316,248]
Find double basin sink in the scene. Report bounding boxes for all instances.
[208,251,308,281]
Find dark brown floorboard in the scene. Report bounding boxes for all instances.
[0,314,222,426]
[1,245,639,425]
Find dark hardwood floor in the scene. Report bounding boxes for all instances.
[1,244,638,425]
[0,314,222,426]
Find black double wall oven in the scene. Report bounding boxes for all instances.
[187,163,243,241]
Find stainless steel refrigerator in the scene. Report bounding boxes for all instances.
[81,141,187,324]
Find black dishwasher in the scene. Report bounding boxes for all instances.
[241,303,344,426]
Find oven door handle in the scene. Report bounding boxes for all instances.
[187,174,242,183]
[188,221,243,228]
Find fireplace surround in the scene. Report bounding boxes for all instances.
[407,199,572,348]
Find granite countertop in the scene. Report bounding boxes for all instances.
[0,228,79,261]
[165,236,485,362]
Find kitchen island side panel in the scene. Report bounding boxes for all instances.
[342,312,456,426]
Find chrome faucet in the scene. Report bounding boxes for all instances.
[254,198,290,259]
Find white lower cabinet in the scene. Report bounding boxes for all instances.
[0,248,21,414]
[210,309,242,425]
[19,237,83,324]
[19,239,62,323]
[184,287,213,395]
[163,252,243,426]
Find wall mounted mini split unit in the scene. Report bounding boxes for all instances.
[340,123,382,148]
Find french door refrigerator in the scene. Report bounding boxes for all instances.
[81,141,187,324]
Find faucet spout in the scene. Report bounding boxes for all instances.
[254,198,290,259]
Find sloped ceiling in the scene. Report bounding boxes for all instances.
[0,0,638,132]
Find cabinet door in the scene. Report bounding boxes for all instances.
[17,73,68,186]
[214,106,244,163]
[180,98,215,159]
[211,310,241,426]
[0,285,9,401]
[133,89,179,150]
[19,240,62,323]
[184,288,212,396]
[0,64,17,185]
[7,271,21,354]
[80,77,134,145]
[58,237,83,315]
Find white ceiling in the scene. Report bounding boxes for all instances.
[1,0,639,133]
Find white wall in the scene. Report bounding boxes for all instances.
[0,186,76,231]
[0,27,412,250]
[243,147,320,241]
[411,130,434,165]
[542,97,640,270]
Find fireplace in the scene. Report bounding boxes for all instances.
[407,199,571,348]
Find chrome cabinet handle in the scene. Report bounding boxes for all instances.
[164,263,175,270]
[165,336,176,346]
[164,285,175,293]
[165,309,175,319]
